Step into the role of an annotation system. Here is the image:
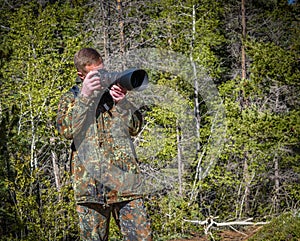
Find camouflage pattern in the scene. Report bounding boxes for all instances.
[77,198,152,241]
[56,82,145,205]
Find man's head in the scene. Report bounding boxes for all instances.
[74,48,104,80]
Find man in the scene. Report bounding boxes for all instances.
[56,47,152,241]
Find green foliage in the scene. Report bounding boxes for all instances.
[246,40,300,85]
[197,165,239,219]
[137,72,195,166]
[249,211,300,241]
[216,75,300,218]
[144,0,226,79]
[0,0,86,240]
[0,0,299,240]
[145,194,202,241]
[3,170,78,241]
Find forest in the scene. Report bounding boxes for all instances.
[0,0,299,240]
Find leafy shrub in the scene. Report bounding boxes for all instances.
[249,211,300,241]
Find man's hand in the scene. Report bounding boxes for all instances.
[81,70,102,97]
[110,84,127,103]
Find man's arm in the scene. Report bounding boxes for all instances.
[110,84,143,135]
[71,94,97,137]
[64,70,104,138]
[56,90,97,140]
[56,88,100,140]
[56,91,76,140]
[116,98,143,136]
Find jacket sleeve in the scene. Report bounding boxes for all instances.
[116,98,143,136]
[71,94,96,137]
[56,91,76,140]
[56,90,96,140]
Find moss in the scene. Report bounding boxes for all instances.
[249,211,300,241]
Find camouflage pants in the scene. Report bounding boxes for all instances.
[76,198,152,241]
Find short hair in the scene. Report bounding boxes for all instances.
[74,48,103,73]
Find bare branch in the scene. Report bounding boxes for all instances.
[184,217,269,235]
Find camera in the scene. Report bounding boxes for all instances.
[97,68,148,91]
[96,68,149,114]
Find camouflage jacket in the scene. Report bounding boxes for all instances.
[56,81,144,205]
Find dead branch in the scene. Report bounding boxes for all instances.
[184,217,269,235]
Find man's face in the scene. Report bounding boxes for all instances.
[78,61,103,80]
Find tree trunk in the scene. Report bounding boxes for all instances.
[274,154,280,213]
[101,0,111,59]
[189,4,202,203]
[191,4,201,158]
[241,0,246,79]
[177,123,183,196]
[242,157,250,216]
[52,150,61,192]
[117,0,125,55]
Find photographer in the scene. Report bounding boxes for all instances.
[56,47,152,241]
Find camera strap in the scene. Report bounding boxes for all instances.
[70,85,80,98]
[70,85,113,117]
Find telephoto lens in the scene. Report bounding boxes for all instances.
[97,68,148,91]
